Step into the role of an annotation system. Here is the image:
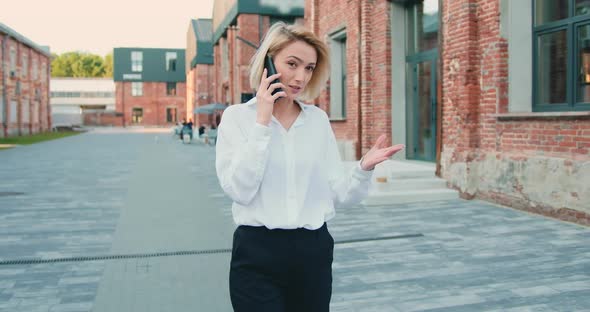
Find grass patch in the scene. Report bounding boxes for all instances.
[0,131,83,146]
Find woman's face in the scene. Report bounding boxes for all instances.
[272,40,317,99]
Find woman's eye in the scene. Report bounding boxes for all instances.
[287,62,296,68]
[306,66,315,72]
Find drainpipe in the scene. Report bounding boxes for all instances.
[356,0,363,160]
[1,34,8,137]
[121,81,126,127]
[435,0,443,177]
[46,56,51,131]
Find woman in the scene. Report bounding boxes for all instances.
[216,22,404,311]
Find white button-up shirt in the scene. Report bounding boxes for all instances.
[215,98,373,230]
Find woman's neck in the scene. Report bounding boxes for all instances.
[273,97,300,118]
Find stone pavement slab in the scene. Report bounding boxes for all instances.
[0,128,589,311]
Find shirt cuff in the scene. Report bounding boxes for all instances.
[353,161,374,180]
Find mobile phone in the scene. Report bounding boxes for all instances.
[264,55,283,99]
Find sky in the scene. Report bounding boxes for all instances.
[1,0,215,56]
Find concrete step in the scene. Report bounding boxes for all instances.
[370,177,448,192]
[363,188,459,206]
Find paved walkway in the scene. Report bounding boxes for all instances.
[0,128,588,311]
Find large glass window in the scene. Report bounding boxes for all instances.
[329,29,347,120]
[131,51,143,72]
[534,0,590,111]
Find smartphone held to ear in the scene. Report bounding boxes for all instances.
[264,55,283,100]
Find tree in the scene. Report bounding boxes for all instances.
[51,52,113,78]
[104,53,113,78]
[72,54,104,77]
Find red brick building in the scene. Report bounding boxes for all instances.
[0,23,52,137]
[211,0,304,107]
[113,48,186,126]
[186,19,215,127]
[304,0,590,224]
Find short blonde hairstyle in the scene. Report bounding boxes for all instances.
[249,22,330,102]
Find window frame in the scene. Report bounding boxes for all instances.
[9,47,17,77]
[328,28,347,121]
[131,51,143,72]
[132,107,143,124]
[166,82,177,96]
[166,107,177,123]
[533,0,590,111]
[21,52,28,79]
[32,57,38,80]
[131,82,143,96]
[166,52,177,72]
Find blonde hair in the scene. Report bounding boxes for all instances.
[249,22,330,102]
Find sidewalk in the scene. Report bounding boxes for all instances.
[0,129,588,311]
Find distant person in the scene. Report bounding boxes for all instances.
[215,22,404,311]
[180,119,187,140]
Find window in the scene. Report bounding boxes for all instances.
[329,29,347,120]
[41,61,46,81]
[406,0,439,55]
[131,51,143,72]
[21,53,28,79]
[166,52,177,71]
[32,57,38,80]
[166,107,177,123]
[533,0,590,111]
[132,108,143,123]
[10,101,17,123]
[9,47,16,77]
[32,101,39,124]
[22,98,29,123]
[131,82,143,96]
[166,82,176,96]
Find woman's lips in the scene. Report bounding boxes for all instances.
[289,85,302,93]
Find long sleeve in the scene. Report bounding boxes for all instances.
[324,121,373,208]
[215,107,272,206]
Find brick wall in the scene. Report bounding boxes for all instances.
[83,112,123,127]
[303,0,590,224]
[115,81,186,126]
[0,34,51,137]
[439,0,590,224]
[307,0,392,159]
[196,64,214,126]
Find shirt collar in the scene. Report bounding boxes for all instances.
[245,98,311,113]
[245,98,309,128]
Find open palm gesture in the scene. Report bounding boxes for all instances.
[360,134,405,171]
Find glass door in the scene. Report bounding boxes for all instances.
[406,52,437,161]
[405,0,439,161]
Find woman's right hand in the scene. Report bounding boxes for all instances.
[256,69,286,126]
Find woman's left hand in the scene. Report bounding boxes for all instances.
[360,134,405,171]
